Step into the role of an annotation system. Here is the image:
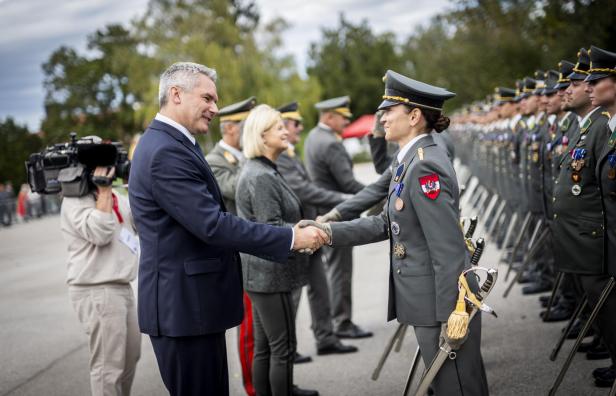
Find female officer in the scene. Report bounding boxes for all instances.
[584,45,616,389]
[304,70,489,395]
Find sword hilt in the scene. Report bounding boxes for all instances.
[465,216,478,239]
[470,238,485,266]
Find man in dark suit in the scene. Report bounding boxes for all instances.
[128,62,328,396]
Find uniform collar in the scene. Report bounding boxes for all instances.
[218,140,244,161]
[397,133,429,164]
[548,114,557,125]
[318,122,334,132]
[577,106,599,126]
[155,113,195,145]
[609,114,616,133]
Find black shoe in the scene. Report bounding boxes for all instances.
[541,306,573,322]
[566,319,595,340]
[587,343,611,360]
[578,337,601,353]
[539,295,560,308]
[317,341,358,355]
[294,352,312,364]
[594,370,615,388]
[292,385,319,396]
[522,281,553,295]
[592,366,615,379]
[518,270,538,284]
[335,324,373,339]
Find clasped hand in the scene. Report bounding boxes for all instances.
[292,220,333,255]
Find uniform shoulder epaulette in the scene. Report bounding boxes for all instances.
[418,147,424,161]
[602,111,611,118]
[223,151,237,164]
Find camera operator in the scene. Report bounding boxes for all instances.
[60,164,140,396]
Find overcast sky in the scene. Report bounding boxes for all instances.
[0,0,449,130]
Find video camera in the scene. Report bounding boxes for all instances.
[25,132,131,197]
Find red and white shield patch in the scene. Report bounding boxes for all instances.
[419,173,441,200]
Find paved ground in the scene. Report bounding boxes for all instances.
[0,162,611,396]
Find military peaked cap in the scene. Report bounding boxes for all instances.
[520,77,536,99]
[533,70,546,95]
[315,96,352,118]
[555,60,575,90]
[568,48,590,81]
[378,70,455,112]
[494,87,516,104]
[542,70,560,95]
[277,101,303,121]
[218,96,257,123]
[585,45,616,82]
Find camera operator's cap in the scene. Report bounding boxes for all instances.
[533,70,546,95]
[568,48,591,81]
[315,96,352,118]
[542,70,560,95]
[379,70,455,112]
[555,60,575,90]
[494,87,516,105]
[218,96,257,123]
[519,77,536,99]
[277,101,303,122]
[585,45,616,82]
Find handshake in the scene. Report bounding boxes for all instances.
[291,208,343,254]
[291,220,333,255]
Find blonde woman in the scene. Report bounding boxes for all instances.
[236,104,316,396]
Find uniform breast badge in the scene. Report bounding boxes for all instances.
[394,182,405,211]
[391,221,400,236]
[571,184,582,196]
[393,243,406,259]
[223,151,237,164]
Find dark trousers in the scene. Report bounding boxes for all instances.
[323,245,354,331]
[579,274,616,365]
[150,332,228,396]
[303,251,338,348]
[248,290,296,396]
[414,315,489,396]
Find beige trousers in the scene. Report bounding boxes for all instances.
[69,284,141,396]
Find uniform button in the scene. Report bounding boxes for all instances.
[592,231,597,236]
[552,197,556,202]
[396,269,401,274]
[553,214,558,219]
[555,180,559,184]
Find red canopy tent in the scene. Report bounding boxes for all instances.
[342,114,375,139]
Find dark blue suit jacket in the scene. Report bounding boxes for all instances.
[129,119,293,336]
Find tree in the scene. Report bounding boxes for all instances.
[0,118,43,192]
[307,15,404,117]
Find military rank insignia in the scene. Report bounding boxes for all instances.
[608,131,616,148]
[580,117,592,134]
[223,151,237,164]
[419,173,441,200]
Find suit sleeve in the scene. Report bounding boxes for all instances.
[368,135,394,174]
[206,154,239,202]
[324,142,365,194]
[409,159,467,322]
[335,169,391,220]
[329,210,389,246]
[277,155,345,211]
[151,144,292,262]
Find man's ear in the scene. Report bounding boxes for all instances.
[170,86,182,105]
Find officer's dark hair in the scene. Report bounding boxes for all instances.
[402,105,450,133]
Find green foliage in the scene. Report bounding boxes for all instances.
[307,15,404,117]
[0,118,43,192]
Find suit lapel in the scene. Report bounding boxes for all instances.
[150,120,226,209]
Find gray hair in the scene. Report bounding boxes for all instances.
[158,62,217,108]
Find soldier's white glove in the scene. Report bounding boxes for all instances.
[315,208,342,223]
[298,220,332,246]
